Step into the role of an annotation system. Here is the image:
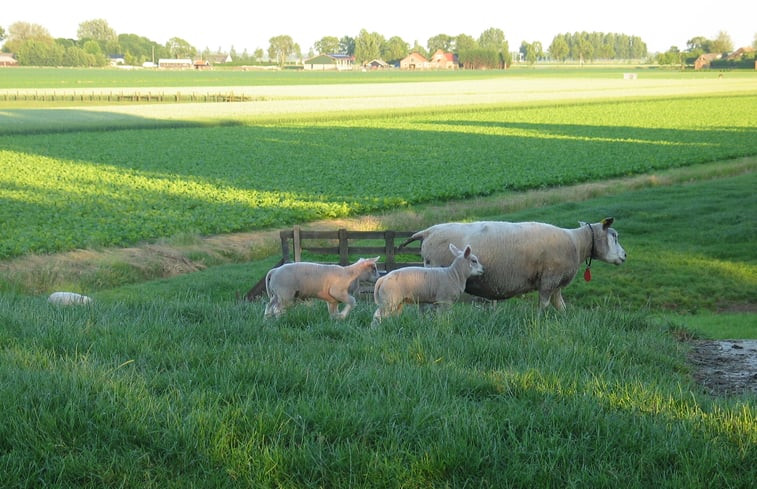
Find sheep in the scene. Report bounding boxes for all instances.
[403,217,626,311]
[372,243,483,325]
[48,291,93,306]
[264,257,380,320]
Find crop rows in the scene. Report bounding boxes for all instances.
[2,94,756,258]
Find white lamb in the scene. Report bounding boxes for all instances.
[372,243,483,325]
[264,257,380,320]
[48,291,93,306]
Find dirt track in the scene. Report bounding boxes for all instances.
[689,340,757,396]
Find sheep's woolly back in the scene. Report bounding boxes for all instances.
[417,220,624,301]
[48,292,93,306]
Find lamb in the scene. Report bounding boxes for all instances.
[48,291,93,306]
[403,218,626,311]
[264,257,380,319]
[372,243,483,325]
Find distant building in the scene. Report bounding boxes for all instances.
[694,53,721,70]
[0,53,18,67]
[364,59,389,70]
[399,52,428,70]
[429,49,457,69]
[108,54,126,66]
[194,59,212,70]
[303,54,354,71]
[158,58,193,69]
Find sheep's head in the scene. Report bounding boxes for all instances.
[357,256,381,280]
[581,217,627,265]
[449,243,484,277]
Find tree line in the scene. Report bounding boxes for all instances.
[1,18,752,68]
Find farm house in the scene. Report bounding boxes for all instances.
[303,54,354,71]
[399,52,429,70]
[158,58,193,69]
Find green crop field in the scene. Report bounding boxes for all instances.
[0,67,755,488]
[2,91,756,258]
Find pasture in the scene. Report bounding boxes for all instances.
[0,68,755,487]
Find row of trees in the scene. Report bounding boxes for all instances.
[2,19,753,68]
[655,31,756,66]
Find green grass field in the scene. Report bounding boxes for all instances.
[0,68,755,488]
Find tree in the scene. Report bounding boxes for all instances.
[314,36,340,54]
[410,40,428,59]
[427,33,453,53]
[16,38,63,65]
[5,22,51,53]
[339,36,355,56]
[77,19,117,43]
[548,36,569,61]
[268,34,295,66]
[711,31,733,54]
[656,46,682,66]
[381,36,409,64]
[354,29,383,64]
[119,33,166,64]
[0,26,6,44]
[478,27,505,51]
[686,36,712,54]
[454,34,477,53]
[166,37,196,58]
[457,48,499,69]
[478,27,510,68]
[520,41,543,63]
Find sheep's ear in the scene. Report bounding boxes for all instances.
[601,217,614,229]
[372,256,380,263]
[449,243,461,255]
[579,221,587,227]
[463,245,471,258]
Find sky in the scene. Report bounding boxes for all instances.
[3,0,755,55]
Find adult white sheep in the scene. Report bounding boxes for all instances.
[372,243,483,325]
[48,291,93,306]
[403,217,626,311]
[264,257,380,320]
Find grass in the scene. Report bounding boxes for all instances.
[0,293,755,488]
[0,68,755,486]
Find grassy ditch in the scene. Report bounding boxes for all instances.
[0,294,754,488]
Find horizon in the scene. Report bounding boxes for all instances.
[4,1,756,55]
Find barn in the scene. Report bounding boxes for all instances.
[303,54,354,71]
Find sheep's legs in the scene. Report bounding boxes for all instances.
[327,295,356,320]
[538,289,566,312]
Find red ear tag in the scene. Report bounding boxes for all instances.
[584,267,592,282]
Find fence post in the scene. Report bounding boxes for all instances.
[384,231,396,271]
[293,226,302,262]
[338,229,349,265]
[280,230,291,263]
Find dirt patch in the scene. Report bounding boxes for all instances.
[689,340,757,396]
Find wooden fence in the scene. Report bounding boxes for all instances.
[0,91,267,103]
[244,226,423,300]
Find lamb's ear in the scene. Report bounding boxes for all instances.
[372,256,380,263]
[463,245,471,258]
[601,217,614,229]
[449,243,461,256]
[579,221,587,227]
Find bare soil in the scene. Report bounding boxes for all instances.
[689,340,757,396]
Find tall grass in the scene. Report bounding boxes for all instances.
[0,292,754,488]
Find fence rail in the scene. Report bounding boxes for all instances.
[244,226,423,300]
[0,90,268,103]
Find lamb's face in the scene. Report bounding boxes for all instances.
[467,251,485,277]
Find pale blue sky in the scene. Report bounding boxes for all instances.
[4,0,755,54]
